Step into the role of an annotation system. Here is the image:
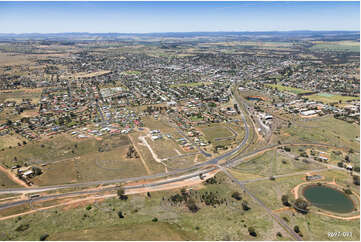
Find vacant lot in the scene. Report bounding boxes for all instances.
[0,53,30,66]
[0,170,21,188]
[0,134,27,150]
[0,133,150,186]
[199,124,234,141]
[0,88,43,104]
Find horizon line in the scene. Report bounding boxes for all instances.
[0,30,360,35]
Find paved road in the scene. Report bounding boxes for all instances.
[216,165,303,241]
[0,141,347,195]
[0,167,216,211]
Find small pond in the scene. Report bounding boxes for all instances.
[303,185,354,213]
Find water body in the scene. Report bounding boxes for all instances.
[303,185,354,213]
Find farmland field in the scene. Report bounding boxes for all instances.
[310,41,360,52]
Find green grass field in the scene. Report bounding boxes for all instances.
[199,124,234,141]
[265,84,311,95]
[307,93,359,104]
[170,82,210,88]
[233,150,324,178]
[277,116,360,153]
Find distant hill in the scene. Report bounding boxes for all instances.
[0,31,359,42]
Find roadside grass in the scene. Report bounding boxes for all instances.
[244,174,306,210]
[164,154,198,170]
[0,203,31,217]
[228,169,264,181]
[307,93,359,104]
[265,84,311,95]
[234,150,323,177]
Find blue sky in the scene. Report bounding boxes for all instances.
[0,1,359,33]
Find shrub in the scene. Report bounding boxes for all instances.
[294,225,300,233]
[294,198,308,214]
[186,199,199,213]
[284,147,291,152]
[15,224,29,232]
[281,195,290,206]
[40,234,49,241]
[152,217,158,222]
[343,189,352,195]
[248,227,257,237]
[242,201,250,211]
[231,192,242,201]
[117,211,124,218]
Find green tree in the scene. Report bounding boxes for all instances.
[117,211,124,218]
[242,200,250,211]
[353,175,360,186]
[281,195,290,206]
[231,192,242,201]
